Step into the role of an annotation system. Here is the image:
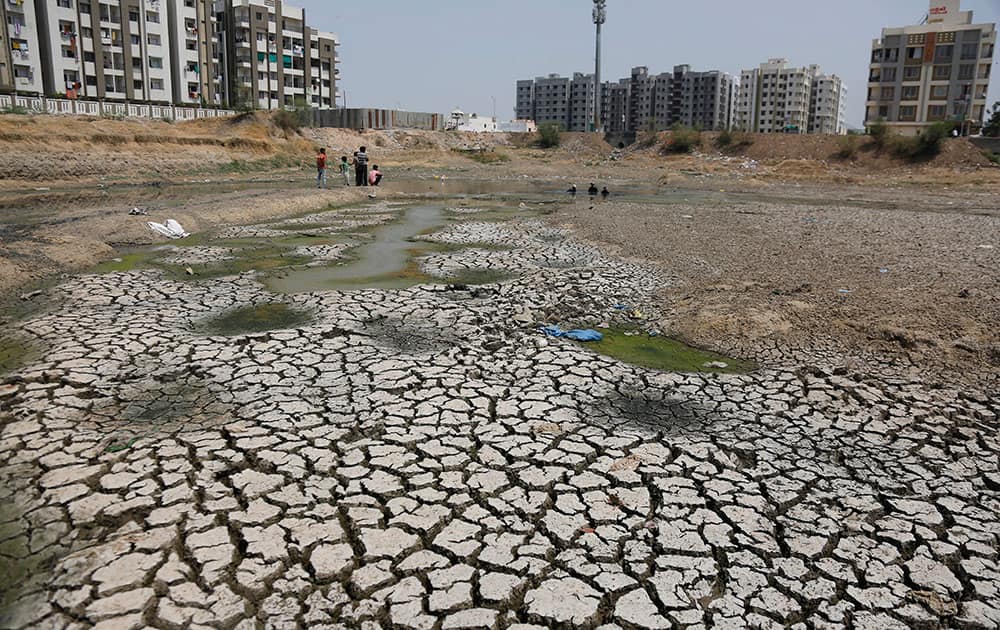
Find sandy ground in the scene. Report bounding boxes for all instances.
[556,187,1000,385]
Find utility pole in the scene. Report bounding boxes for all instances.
[592,0,606,133]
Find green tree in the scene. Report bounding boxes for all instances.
[537,122,562,148]
[984,102,1000,138]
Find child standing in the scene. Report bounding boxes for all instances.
[340,156,351,186]
[315,148,328,189]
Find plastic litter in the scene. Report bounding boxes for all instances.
[878,268,889,274]
[128,207,149,216]
[612,304,627,310]
[539,325,604,342]
[147,219,189,239]
[837,289,852,294]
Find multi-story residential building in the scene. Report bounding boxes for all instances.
[166,0,222,105]
[516,64,737,135]
[736,59,845,134]
[33,0,175,103]
[3,0,44,95]
[217,0,338,111]
[809,73,847,134]
[307,26,337,109]
[1,0,339,111]
[865,0,995,135]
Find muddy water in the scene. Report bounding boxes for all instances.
[265,205,446,293]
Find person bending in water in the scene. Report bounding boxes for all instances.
[588,183,598,196]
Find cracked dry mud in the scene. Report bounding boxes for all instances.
[1,201,998,630]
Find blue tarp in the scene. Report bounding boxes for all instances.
[540,325,604,342]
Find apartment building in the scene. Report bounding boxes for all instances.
[809,73,847,134]
[516,64,737,135]
[31,0,175,103]
[166,0,221,105]
[865,0,995,135]
[2,0,339,110]
[217,0,338,111]
[736,59,845,134]
[3,0,44,95]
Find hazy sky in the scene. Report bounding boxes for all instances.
[304,0,1000,128]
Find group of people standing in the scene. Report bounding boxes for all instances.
[568,183,610,199]
[315,146,382,189]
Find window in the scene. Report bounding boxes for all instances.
[931,85,948,99]
[61,46,76,58]
[903,66,921,81]
[57,0,73,7]
[933,65,951,80]
[186,40,196,50]
[84,51,95,62]
[128,10,139,22]
[934,44,953,61]
[927,105,947,120]
[146,11,159,23]
[906,46,923,59]
[147,33,160,46]
[132,57,142,69]
[902,86,919,100]
[882,67,897,82]
[133,79,142,90]
[86,74,97,86]
[958,64,975,80]
[150,78,163,90]
[961,43,978,60]
[881,86,895,100]
[80,2,90,13]
[130,34,140,45]
[255,12,262,20]
[899,105,916,120]
[82,27,92,38]
[185,0,195,6]
[984,44,994,58]
[148,56,163,69]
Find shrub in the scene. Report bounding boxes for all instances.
[983,101,1000,138]
[0,105,29,115]
[272,109,301,134]
[663,125,701,154]
[891,121,952,160]
[715,129,753,151]
[537,122,562,148]
[836,135,859,160]
[868,119,890,149]
[984,150,999,165]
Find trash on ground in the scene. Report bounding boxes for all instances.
[19,290,42,301]
[128,207,149,216]
[612,304,627,310]
[185,267,195,276]
[147,219,189,239]
[540,325,604,342]
[703,361,729,369]
[878,268,889,274]
[629,309,643,319]
[837,289,852,294]
[681,215,694,219]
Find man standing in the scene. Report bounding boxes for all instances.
[316,148,328,189]
[355,146,369,186]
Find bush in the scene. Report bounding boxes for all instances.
[868,119,890,149]
[983,101,1000,137]
[835,135,859,160]
[0,105,29,115]
[891,121,952,160]
[272,109,301,134]
[715,129,753,151]
[455,150,510,164]
[537,122,562,148]
[663,125,701,154]
[984,150,999,165]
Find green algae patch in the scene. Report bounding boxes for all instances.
[203,303,312,335]
[0,337,40,375]
[578,328,755,374]
[92,251,159,273]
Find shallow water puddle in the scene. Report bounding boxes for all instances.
[575,328,755,374]
[201,303,312,335]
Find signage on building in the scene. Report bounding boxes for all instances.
[927,0,960,23]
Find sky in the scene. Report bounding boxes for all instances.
[304,0,1000,129]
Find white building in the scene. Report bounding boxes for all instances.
[32,0,174,103]
[166,0,222,105]
[456,113,497,133]
[809,72,847,134]
[865,0,996,135]
[737,59,846,134]
[1,0,44,96]
[498,119,537,133]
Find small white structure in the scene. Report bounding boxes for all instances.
[457,113,497,133]
[446,108,466,130]
[498,119,537,133]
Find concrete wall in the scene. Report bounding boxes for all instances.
[313,108,442,131]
